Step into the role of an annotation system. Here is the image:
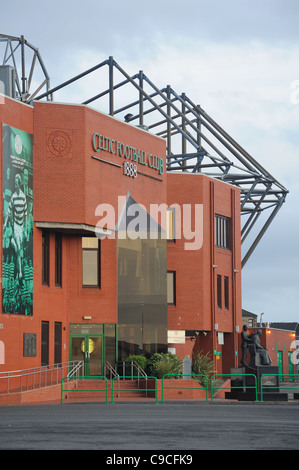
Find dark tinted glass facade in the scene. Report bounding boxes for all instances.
[117,232,167,359]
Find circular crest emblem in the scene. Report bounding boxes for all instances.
[15,134,23,155]
[48,130,71,157]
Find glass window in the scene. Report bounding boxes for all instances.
[217,275,222,309]
[215,215,231,249]
[41,321,49,366]
[42,231,49,286]
[224,276,229,310]
[54,322,62,364]
[55,233,62,287]
[105,324,116,366]
[167,271,176,305]
[167,208,175,241]
[82,237,100,287]
[69,323,103,335]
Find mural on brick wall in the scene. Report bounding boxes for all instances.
[2,124,33,315]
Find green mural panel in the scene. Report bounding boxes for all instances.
[2,124,33,315]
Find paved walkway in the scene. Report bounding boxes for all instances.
[0,401,299,450]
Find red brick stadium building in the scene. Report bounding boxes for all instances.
[0,95,243,377]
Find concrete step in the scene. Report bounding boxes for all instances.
[66,379,150,401]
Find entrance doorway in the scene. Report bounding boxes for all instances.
[69,323,116,377]
[71,335,103,376]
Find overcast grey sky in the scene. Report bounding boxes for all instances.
[1,0,298,322]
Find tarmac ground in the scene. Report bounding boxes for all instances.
[0,401,299,453]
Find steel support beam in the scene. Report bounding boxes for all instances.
[0,40,288,267]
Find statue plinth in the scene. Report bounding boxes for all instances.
[224,365,287,401]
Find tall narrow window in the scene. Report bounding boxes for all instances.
[82,237,101,288]
[54,322,62,364]
[41,321,49,366]
[215,215,231,249]
[224,276,229,310]
[167,208,175,241]
[55,233,62,287]
[217,275,222,309]
[167,271,176,305]
[42,231,49,286]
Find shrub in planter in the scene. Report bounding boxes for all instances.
[124,354,147,371]
[192,350,214,388]
[146,352,182,379]
[121,355,148,376]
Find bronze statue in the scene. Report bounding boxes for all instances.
[250,330,272,366]
[240,325,251,366]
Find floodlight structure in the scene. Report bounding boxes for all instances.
[0,36,288,267]
[0,34,50,102]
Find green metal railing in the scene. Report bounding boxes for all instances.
[61,376,109,404]
[60,372,299,404]
[161,374,209,403]
[210,373,258,402]
[260,374,299,401]
[111,376,158,404]
[0,360,81,395]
